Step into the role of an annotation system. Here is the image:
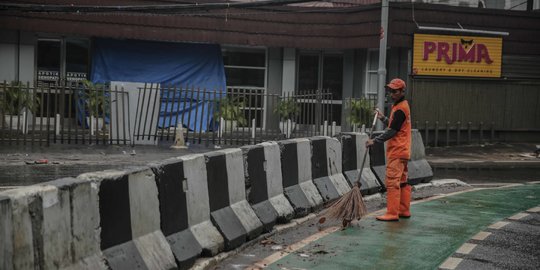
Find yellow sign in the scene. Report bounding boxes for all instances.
[412,33,502,77]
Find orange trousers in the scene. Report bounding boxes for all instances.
[384,158,411,217]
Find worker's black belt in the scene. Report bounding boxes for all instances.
[400,182,410,187]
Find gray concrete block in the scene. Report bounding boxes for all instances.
[279,138,323,218]
[230,200,264,240]
[165,230,202,269]
[80,168,177,270]
[190,221,224,256]
[0,195,13,270]
[210,206,247,250]
[408,159,433,185]
[313,176,341,202]
[133,231,177,270]
[103,241,147,270]
[251,200,278,232]
[40,182,72,269]
[1,186,43,269]
[344,169,381,195]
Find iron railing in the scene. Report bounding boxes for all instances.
[1,81,339,146]
[0,81,130,146]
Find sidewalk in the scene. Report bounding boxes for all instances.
[425,142,540,183]
[0,142,538,186]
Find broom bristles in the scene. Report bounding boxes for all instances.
[324,185,368,222]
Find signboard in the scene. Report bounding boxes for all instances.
[412,33,502,78]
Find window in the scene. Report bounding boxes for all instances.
[222,47,267,127]
[297,51,343,125]
[365,49,378,95]
[35,38,90,118]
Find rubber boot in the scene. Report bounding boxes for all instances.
[399,184,412,218]
[376,188,400,222]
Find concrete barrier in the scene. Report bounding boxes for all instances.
[369,131,387,190]
[339,132,382,195]
[205,149,263,250]
[369,130,433,187]
[41,178,106,270]
[309,136,351,202]
[0,195,12,270]
[0,186,43,270]
[241,142,295,232]
[0,178,108,270]
[78,168,177,270]
[409,129,433,185]
[149,155,224,269]
[278,138,324,217]
[149,154,224,269]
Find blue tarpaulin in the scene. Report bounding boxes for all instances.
[90,38,226,132]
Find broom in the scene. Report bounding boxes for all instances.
[323,113,379,228]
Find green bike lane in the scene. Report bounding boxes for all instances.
[265,183,540,270]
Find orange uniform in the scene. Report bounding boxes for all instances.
[387,100,411,160]
[377,98,412,221]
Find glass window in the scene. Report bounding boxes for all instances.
[222,47,266,128]
[225,68,265,88]
[223,50,265,67]
[297,51,343,126]
[322,54,343,100]
[37,40,61,82]
[298,54,319,92]
[66,39,89,81]
[37,40,61,71]
[366,50,379,94]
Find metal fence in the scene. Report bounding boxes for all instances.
[134,84,336,146]
[0,81,130,146]
[414,121,497,147]
[1,81,339,147]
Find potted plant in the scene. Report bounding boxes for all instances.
[0,81,39,133]
[274,98,300,137]
[346,98,372,132]
[82,80,110,134]
[216,96,247,132]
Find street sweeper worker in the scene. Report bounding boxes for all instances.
[365,78,412,222]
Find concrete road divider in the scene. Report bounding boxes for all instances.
[409,129,434,185]
[339,132,381,194]
[368,130,433,187]
[40,178,106,270]
[278,138,324,217]
[0,186,43,270]
[150,154,224,269]
[0,180,107,270]
[241,142,295,232]
[0,195,12,270]
[309,136,351,202]
[78,168,177,270]
[205,149,263,250]
[369,131,387,190]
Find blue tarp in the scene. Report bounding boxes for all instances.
[90,38,226,132]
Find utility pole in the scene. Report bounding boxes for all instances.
[376,0,389,130]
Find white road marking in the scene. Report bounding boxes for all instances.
[472,231,491,240]
[508,212,529,220]
[439,257,463,270]
[247,226,340,269]
[489,221,510,229]
[456,243,477,254]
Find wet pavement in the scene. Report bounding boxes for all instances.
[0,142,538,186]
[0,143,225,186]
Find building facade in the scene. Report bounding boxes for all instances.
[1,0,539,143]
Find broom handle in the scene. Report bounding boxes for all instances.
[354,113,379,186]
